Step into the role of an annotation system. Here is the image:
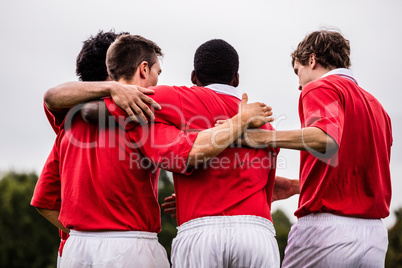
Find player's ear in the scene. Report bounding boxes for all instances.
[309,54,317,69]
[191,70,203,86]
[139,61,149,79]
[231,73,239,87]
[191,70,197,85]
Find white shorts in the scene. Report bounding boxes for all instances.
[57,252,61,268]
[172,215,280,268]
[60,230,170,268]
[282,213,388,268]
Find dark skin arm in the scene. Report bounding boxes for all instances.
[35,208,70,234]
[80,100,110,125]
[161,194,177,219]
[272,176,300,202]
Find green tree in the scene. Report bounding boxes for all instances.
[157,169,177,262]
[0,172,59,268]
[386,208,402,268]
[272,209,293,264]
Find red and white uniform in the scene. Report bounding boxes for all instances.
[283,69,392,268]
[37,103,162,232]
[106,84,280,267]
[31,145,69,265]
[296,70,392,218]
[31,144,62,212]
[31,105,69,266]
[34,103,169,268]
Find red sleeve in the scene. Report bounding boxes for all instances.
[149,85,182,126]
[300,84,344,147]
[44,101,69,134]
[129,122,198,175]
[103,97,139,130]
[105,85,197,173]
[31,143,61,210]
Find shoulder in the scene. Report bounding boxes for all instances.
[150,85,190,103]
[302,76,342,99]
[149,85,189,125]
[303,78,330,94]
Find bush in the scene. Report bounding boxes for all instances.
[0,172,59,268]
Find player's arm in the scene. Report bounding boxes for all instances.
[272,176,300,202]
[44,81,161,123]
[187,93,273,166]
[80,99,151,126]
[218,85,342,155]
[240,127,337,153]
[130,93,273,173]
[79,100,110,125]
[35,208,70,234]
[31,144,68,232]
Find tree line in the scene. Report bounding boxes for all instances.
[0,171,401,267]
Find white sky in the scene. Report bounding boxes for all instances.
[0,0,401,227]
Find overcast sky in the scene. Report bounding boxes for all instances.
[1,0,401,227]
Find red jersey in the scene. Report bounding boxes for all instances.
[32,103,70,256]
[31,143,62,210]
[40,103,162,232]
[43,102,68,134]
[31,143,70,257]
[296,74,392,219]
[105,84,279,226]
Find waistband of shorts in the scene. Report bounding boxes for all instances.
[69,230,158,239]
[177,215,275,235]
[298,213,384,226]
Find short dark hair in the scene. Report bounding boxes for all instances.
[76,30,129,81]
[106,35,163,82]
[291,30,351,69]
[194,39,239,85]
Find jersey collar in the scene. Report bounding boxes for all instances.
[204,84,242,100]
[321,68,358,85]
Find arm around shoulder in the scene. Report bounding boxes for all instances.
[44,81,113,111]
[80,100,110,125]
[244,127,338,155]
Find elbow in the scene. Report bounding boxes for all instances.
[44,87,58,110]
[186,150,198,167]
[187,148,211,167]
[80,103,99,125]
[314,135,338,156]
[308,128,338,154]
[321,134,338,154]
[326,138,338,153]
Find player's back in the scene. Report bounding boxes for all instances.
[152,85,278,226]
[297,75,392,218]
[56,113,161,232]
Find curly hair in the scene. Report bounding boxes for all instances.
[106,35,163,82]
[194,39,239,85]
[76,30,129,81]
[291,30,351,69]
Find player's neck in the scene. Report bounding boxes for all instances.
[118,77,144,87]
